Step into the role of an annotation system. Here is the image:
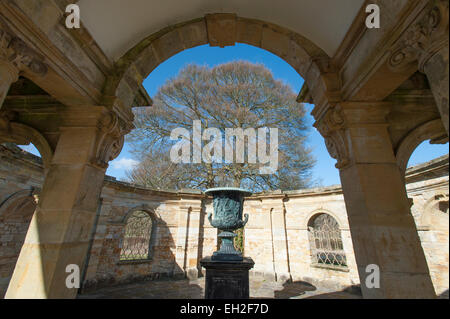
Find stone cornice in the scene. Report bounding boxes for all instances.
[57,8,113,75]
[0,28,47,77]
[339,0,432,100]
[0,143,447,201]
[389,0,449,73]
[0,1,103,106]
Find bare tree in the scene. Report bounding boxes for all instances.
[127,61,315,192]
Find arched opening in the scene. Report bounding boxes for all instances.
[405,139,449,297]
[407,140,449,169]
[106,43,342,189]
[120,210,155,261]
[307,213,347,269]
[1,2,447,299]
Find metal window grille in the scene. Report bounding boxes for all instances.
[308,213,347,268]
[120,210,153,261]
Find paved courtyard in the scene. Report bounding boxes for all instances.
[78,277,362,299]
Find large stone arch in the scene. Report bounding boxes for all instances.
[104,14,339,109]
[420,192,449,230]
[395,119,448,174]
[0,188,37,220]
[0,115,53,169]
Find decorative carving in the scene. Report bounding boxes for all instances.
[0,29,48,76]
[205,187,251,261]
[93,110,134,169]
[389,1,449,72]
[314,105,350,169]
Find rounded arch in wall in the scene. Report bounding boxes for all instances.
[306,209,348,268]
[395,119,448,174]
[0,188,37,222]
[304,208,345,230]
[120,204,161,224]
[0,120,53,170]
[119,206,158,261]
[105,14,339,109]
[420,192,449,231]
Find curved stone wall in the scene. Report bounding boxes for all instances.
[0,144,448,297]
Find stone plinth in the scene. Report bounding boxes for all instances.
[200,257,254,299]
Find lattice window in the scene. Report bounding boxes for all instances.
[120,210,153,261]
[308,213,347,268]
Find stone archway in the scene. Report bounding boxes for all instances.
[104,14,339,111]
[1,1,447,299]
[396,119,448,174]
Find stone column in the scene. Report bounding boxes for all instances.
[5,107,132,298]
[421,44,449,135]
[315,102,436,299]
[185,201,202,279]
[269,199,291,282]
[418,0,449,135]
[390,1,449,135]
[174,200,202,279]
[174,203,190,278]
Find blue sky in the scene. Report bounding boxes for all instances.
[19,43,449,186]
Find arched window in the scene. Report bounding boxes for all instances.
[308,213,347,268]
[120,210,154,261]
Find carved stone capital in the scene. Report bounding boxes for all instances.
[0,29,48,76]
[389,0,449,72]
[93,109,134,169]
[313,105,350,169]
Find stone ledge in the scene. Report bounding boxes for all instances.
[311,263,350,272]
[116,258,153,265]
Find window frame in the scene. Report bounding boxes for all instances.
[307,212,348,271]
[118,209,156,263]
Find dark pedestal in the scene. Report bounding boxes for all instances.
[200,256,255,299]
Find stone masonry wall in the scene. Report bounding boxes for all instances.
[0,144,448,296]
[0,145,42,297]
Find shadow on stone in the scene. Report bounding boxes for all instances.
[438,289,449,299]
[273,280,317,299]
[302,285,362,299]
[78,277,204,299]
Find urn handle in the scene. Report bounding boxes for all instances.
[207,212,213,226]
[241,213,249,227]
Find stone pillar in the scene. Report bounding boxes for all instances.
[174,200,202,279]
[269,199,291,282]
[5,107,132,298]
[185,201,202,279]
[174,203,190,278]
[390,1,449,135]
[315,102,436,299]
[421,44,449,135]
[418,0,449,136]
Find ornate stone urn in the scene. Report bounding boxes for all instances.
[205,187,252,261]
